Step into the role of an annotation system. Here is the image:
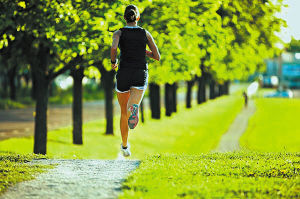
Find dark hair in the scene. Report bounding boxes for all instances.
[124,5,138,23]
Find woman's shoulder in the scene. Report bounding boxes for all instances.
[121,26,146,31]
[113,29,122,37]
[144,29,152,38]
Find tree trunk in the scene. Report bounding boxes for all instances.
[140,99,145,123]
[33,44,50,155]
[197,75,206,104]
[224,81,230,95]
[31,70,37,100]
[96,63,115,135]
[1,73,9,98]
[219,84,224,96]
[102,70,115,135]
[71,67,84,144]
[33,75,48,154]
[149,83,160,119]
[164,83,173,116]
[218,84,222,97]
[171,82,177,113]
[8,64,17,101]
[186,80,194,108]
[209,79,216,99]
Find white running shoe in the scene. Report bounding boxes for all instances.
[121,143,131,157]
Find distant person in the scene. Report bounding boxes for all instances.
[243,91,248,107]
[111,5,160,157]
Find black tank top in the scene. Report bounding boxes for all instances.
[119,26,148,70]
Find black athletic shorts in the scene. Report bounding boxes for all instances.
[115,68,149,93]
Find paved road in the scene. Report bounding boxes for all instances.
[0,159,140,199]
[0,84,243,141]
[0,102,112,140]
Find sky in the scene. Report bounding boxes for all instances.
[275,0,300,42]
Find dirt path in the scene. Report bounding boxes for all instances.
[214,100,256,152]
[0,159,140,199]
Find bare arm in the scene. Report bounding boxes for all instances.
[146,30,160,61]
[111,30,121,69]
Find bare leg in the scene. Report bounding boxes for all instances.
[117,92,130,147]
[127,88,145,110]
[127,88,146,128]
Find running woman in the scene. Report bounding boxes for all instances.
[111,5,160,157]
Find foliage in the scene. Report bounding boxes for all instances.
[0,99,25,110]
[0,152,50,195]
[288,38,300,52]
[240,98,300,152]
[0,0,285,85]
[214,0,284,81]
[120,152,300,198]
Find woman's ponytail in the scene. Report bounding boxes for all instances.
[125,9,136,22]
[124,5,139,23]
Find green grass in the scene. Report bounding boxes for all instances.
[0,152,51,194]
[0,94,243,159]
[0,93,244,196]
[131,95,243,157]
[240,98,300,152]
[0,99,26,110]
[0,85,107,109]
[120,152,300,198]
[3,86,298,198]
[0,119,120,159]
[118,94,300,199]
[48,86,106,105]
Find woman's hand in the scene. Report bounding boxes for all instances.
[111,59,118,70]
[111,63,118,70]
[146,50,154,58]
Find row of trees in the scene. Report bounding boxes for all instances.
[0,0,284,154]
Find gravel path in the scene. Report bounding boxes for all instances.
[214,99,256,152]
[0,159,140,199]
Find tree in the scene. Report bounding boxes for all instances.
[141,0,202,113]
[0,0,285,154]
[0,0,88,154]
[70,66,84,145]
[288,38,300,52]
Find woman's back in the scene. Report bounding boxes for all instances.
[119,26,148,69]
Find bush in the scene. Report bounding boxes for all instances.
[0,99,25,110]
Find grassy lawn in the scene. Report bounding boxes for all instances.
[0,94,243,159]
[0,152,50,194]
[119,95,300,198]
[0,92,244,196]
[0,119,120,159]
[240,98,300,152]
[120,152,300,198]
[0,86,106,109]
[2,87,299,198]
[0,99,26,110]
